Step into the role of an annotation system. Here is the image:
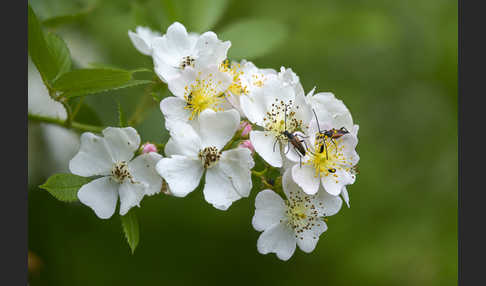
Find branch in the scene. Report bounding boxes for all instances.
[28,113,104,133]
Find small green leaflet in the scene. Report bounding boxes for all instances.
[39,173,95,202]
[51,68,153,98]
[120,210,140,254]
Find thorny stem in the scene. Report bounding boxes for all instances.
[28,113,104,133]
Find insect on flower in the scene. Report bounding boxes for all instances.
[274,104,308,167]
[312,109,349,159]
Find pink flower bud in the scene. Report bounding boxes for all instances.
[239,121,252,137]
[239,140,255,153]
[141,143,158,154]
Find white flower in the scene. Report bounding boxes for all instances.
[69,127,163,219]
[288,115,359,198]
[128,26,162,56]
[298,91,359,205]
[252,169,342,261]
[152,22,231,83]
[244,68,313,167]
[160,64,232,128]
[222,60,277,116]
[155,109,255,210]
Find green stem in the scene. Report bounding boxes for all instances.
[28,113,104,133]
[71,97,85,120]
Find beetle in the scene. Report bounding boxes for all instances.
[272,104,308,167]
[312,109,350,159]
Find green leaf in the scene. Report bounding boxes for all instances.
[39,173,94,202]
[52,68,153,98]
[29,4,72,85]
[45,32,72,80]
[220,19,288,60]
[182,0,228,32]
[42,5,96,28]
[120,210,140,254]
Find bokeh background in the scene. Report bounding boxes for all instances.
[27,0,457,285]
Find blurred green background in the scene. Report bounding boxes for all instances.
[27,0,457,285]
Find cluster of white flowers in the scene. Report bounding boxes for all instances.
[70,22,359,261]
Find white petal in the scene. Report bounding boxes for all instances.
[308,92,354,131]
[250,130,282,168]
[152,36,180,68]
[167,121,201,157]
[77,177,118,219]
[102,127,140,162]
[240,90,268,126]
[167,67,197,98]
[198,109,239,150]
[282,168,301,200]
[296,221,328,253]
[128,30,152,56]
[219,148,255,197]
[69,132,112,177]
[321,168,355,196]
[153,54,179,83]
[194,31,231,67]
[291,164,320,195]
[203,166,242,210]
[129,153,163,196]
[155,155,203,197]
[252,190,286,231]
[119,181,147,215]
[166,22,191,55]
[257,222,296,261]
[314,188,343,217]
[160,96,191,127]
[164,138,179,157]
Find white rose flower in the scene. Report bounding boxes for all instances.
[155,109,255,210]
[301,91,360,206]
[69,127,163,219]
[152,22,231,83]
[252,169,342,261]
[288,116,359,199]
[128,26,162,56]
[160,64,233,128]
[244,69,313,167]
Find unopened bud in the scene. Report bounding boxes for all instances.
[239,139,255,153]
[141,143,158,154]
[239,121,252,137]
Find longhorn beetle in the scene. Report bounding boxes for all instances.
[272,103,308,167]
[312,109,350,159]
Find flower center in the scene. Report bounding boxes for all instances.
[180,56,195,69]
[111,161,133,183]
[306,134,348,180]
[220,60,248,96]
[198,146,222,169]
[262,99,303,141]
[184,76,224,120]
[283,191,323,240]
